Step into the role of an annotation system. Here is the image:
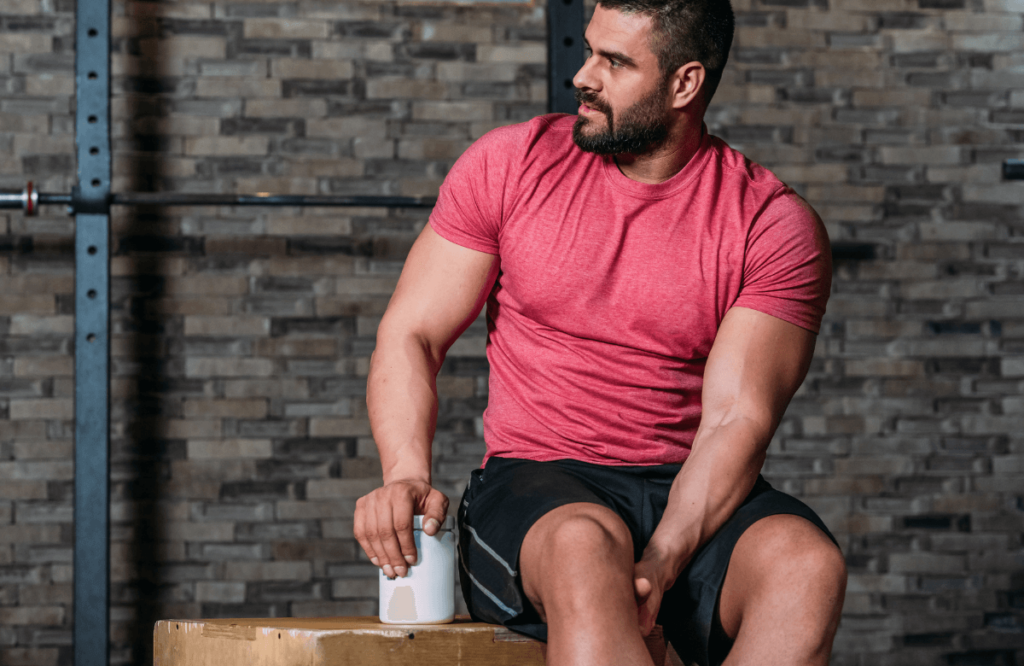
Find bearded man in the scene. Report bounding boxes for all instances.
[353,0,847,664]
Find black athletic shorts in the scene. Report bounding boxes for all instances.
[456,456,838,666]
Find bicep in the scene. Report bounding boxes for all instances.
[735,194,831,334]
[700,306,816,436]
[378,224,499,363]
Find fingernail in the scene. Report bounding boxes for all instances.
[370,557,379,566]
[404,554,416,565]
[425,518,440,533]
[395,565,407,577]
[383,564,395,578]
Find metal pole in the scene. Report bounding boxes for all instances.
[73,0,111,659]
[0,187,434,211]
[110,192,435,207]
[547,0,585,114]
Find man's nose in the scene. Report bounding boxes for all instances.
[572,54,599,93]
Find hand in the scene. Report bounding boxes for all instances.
[353,479,449,579]
[633,542,678,637]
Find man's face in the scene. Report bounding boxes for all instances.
[572,5,671,156]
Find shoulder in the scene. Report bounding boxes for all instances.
[528,113,577,144]
[468,114,575,159]
[446,115,578,198]
[453,114,585,196]
[707,135,789,196]
[708,135,825,233]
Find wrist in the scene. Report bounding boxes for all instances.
[644,534,692,584]
[380,445,433,486]
[382,466,432,486]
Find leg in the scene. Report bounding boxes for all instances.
[718,514,847,666]
[519,502,655,666]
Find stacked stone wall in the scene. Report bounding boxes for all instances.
[0,0,1022,663]
[712,2,1024,663]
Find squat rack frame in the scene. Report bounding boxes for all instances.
[0,0,585,663]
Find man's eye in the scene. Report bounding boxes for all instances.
[609,59,621,68]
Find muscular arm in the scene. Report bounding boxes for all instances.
[634,306,816,632]
[368,224,498,483]
[355,224,498,577]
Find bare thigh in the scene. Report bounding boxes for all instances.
[718,514,847,666]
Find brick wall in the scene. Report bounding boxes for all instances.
[1,0,1023,664]
[712,2,1024,663]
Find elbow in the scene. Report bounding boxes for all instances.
[712,401,777,437]
[702,405,779,457]
[373,318,446,376]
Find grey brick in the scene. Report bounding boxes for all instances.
[236,522,312,541]
[232,39,311,58]
[334,22,407,39]
[0,567,42,585]
[13,503,72,524]
[189,543,268,560]
[249,581,323,602]
[191,503,275,523]
[282,79,361,99]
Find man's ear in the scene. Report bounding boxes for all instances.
[669,61,706,110]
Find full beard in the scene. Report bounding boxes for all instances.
[572,84,670,156]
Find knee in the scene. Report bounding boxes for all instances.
[755,518,847,610]
[520,505,635,617]
[544,512,633,562]
[812,539,847,591]
[765,529,847,656]
[789,539,847,605]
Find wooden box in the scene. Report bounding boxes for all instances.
[154,616,673,666]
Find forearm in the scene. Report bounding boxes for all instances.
[355,227,498,577]
[366,330,442,485]
[646,416,769,582]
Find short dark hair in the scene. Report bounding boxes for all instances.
[596,0,735,104]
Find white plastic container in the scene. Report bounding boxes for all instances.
[379,515,455,624]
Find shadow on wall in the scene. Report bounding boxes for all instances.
[109,51,175,664]
[104,4,474,660]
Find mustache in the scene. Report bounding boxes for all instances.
[574,88,611,115]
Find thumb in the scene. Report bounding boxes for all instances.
[421,489,449,536]
[634,576,653,601]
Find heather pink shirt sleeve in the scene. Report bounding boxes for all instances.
[428,125,524,255]
[733,190,832,333]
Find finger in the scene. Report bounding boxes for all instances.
[639,590,662,637]
[366,500,389,569]
[421,489,450,536]
[369,499,398,578]
[376,500,407,578]
[359,496,385,568]
[353,498,379,566]
[639,612,655,637]
[636,601,650,636]
[392,496,418,569]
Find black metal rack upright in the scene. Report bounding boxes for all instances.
[549,0,585,116]
[0,0,583,663]
[73,0,112,662]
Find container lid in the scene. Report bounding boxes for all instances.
[412,515,454,531]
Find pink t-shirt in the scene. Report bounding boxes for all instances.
[429,114,831,466]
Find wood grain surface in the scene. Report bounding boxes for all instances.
[153,616,675,666]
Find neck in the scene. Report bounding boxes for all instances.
[613,118,704,184]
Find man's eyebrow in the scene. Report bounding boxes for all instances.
[583,38,638,67]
